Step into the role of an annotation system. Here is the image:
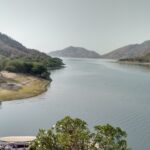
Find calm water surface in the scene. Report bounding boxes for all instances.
[0,58,150,150]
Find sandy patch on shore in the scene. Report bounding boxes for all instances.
[0,71,50,101]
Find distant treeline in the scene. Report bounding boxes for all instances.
[119,58,147,62]
[119,52,150,63]
[0,56,63,80]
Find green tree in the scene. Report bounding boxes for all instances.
[29,129,57,150]
[31,63,46,74]
[55,116,91,150]
[31,63,50,79]
[92,124,130,150]
[29,116,131,150]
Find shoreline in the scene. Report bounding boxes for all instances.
[0,71,50,101]
[117,60,150,66]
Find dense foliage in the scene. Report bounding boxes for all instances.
[0,57,63,79]
[30,116,130,150]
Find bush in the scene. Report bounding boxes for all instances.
[3,59,50,79]
[0,54,64,79]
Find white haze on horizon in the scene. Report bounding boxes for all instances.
[0,0,150,54]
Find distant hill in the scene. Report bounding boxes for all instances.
[49,46,101,58]
[0,32,63,67]
[102,40,150,59]
[0,33,53,60]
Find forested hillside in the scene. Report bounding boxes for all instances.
[0,33,63,79]
[120,52,150,62]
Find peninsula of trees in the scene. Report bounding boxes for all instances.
[0,32,64,80]
[0,33,63,101]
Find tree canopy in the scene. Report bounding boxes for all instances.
[30,116,131,150]
[0,56,64,80]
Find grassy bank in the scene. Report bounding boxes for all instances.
[0,71,50,101]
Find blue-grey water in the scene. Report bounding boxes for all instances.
[0,58,150,150]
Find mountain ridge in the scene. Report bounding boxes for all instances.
[102,40,150,59]
[49,46,101,58]
[0,32,51,59]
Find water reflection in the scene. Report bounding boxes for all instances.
[0,59,150,150]
[0,101,2,109]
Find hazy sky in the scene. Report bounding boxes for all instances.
[0,0,150,54]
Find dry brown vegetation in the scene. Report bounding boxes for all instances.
[0,71,50,101]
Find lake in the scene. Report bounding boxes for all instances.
[0,58,150,150]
